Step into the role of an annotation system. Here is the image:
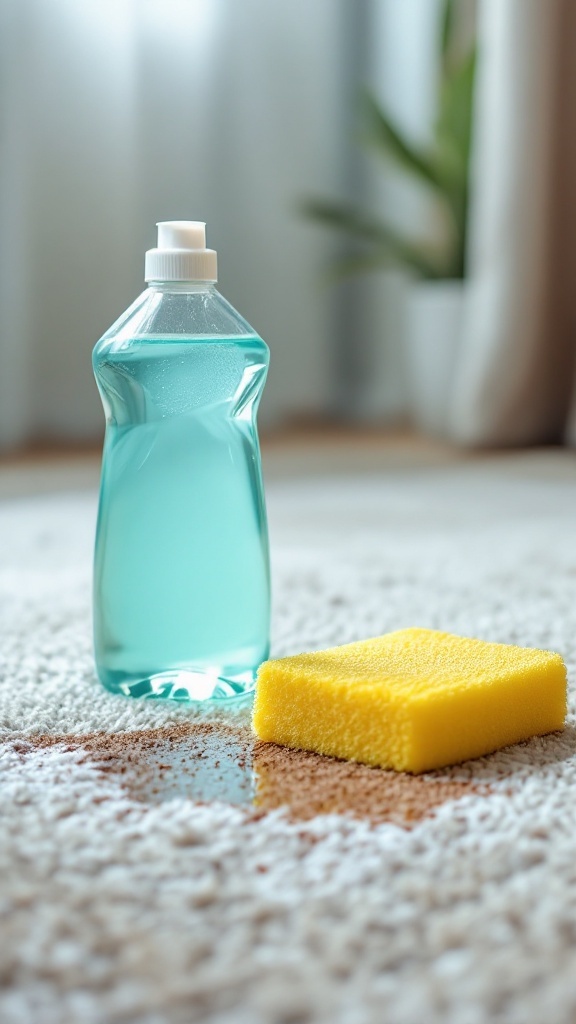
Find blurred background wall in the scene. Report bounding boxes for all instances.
[2,0,576,452]
[0,0,443,449]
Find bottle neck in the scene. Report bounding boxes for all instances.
[147,281,217,294]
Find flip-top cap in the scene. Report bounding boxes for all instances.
[144,220,218,282]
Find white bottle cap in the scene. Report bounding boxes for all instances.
[145,221,218,282]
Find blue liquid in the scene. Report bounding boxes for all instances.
[93,335,270,701]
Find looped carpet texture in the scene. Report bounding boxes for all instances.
[1,452,576,1023]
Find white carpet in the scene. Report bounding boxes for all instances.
[2,452,576,1023]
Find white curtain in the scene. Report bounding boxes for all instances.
[451,0,576,446]
[0,0,342,449]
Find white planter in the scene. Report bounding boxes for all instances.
[405,280,465,438]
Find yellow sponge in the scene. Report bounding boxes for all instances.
[252,629,567,773]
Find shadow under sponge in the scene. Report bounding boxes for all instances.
[252,628,567,773]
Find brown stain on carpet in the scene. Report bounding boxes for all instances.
[20,722,484,828]
[251,740,481,825]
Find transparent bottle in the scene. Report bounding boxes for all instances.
[92,221,270,701]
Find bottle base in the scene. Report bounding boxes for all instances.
[98,668,257,703]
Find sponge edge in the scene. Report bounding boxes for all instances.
[252,629,567,773]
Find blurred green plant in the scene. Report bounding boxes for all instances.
[304,0,477,280]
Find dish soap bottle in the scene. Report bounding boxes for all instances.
[92,221,270,701]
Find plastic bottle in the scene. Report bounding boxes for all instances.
[92,221,270,701]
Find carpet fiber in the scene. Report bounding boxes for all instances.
[2,453,576,1023]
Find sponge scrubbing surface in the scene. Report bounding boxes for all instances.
[252,629,567,773]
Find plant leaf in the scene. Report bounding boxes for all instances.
[440,0,456,71]
[302,199,399,246]
[435,46,477,275]
[436,48,477,172]
[302,200,450,279]
[330,248,445,282]
[362,92,446,196]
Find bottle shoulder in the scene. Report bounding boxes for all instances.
[94,287,267,360]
